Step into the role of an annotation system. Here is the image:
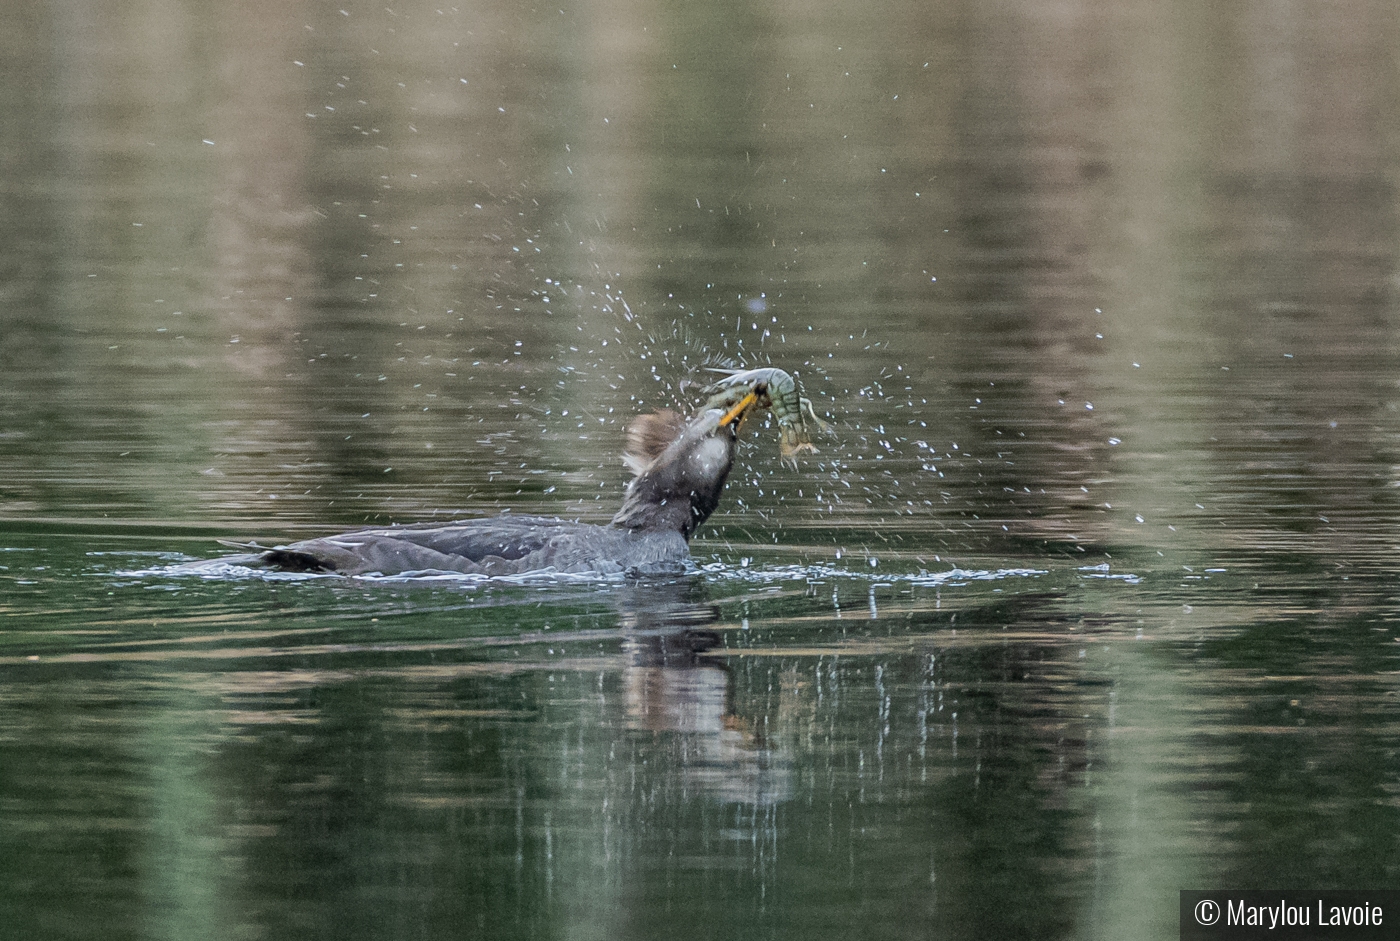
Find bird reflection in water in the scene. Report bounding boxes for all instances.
[615,581,792,807]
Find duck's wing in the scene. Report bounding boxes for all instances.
[362,516,580,561]
[254,516,596,575]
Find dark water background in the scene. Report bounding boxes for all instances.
[3,2,1400,939]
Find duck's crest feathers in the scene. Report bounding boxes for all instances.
[622,410,689,475]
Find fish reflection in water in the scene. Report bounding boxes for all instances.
[618,582,792,807]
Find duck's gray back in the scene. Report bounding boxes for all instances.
[219,516,690,577]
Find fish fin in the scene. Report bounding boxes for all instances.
[799,397,836,435]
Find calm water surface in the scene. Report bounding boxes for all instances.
[3,1,1400,939]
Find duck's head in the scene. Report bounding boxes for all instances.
[609,390,762,539]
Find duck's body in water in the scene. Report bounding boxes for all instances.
[205,406,744,577]
[192,368,824,578]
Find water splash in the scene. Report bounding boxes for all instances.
[112,557,1147,591]
[700,562,1047,586]
[1076,563,1143,584]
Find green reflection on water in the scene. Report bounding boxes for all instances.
[142,697,242,941]
[4,533,1400,940]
